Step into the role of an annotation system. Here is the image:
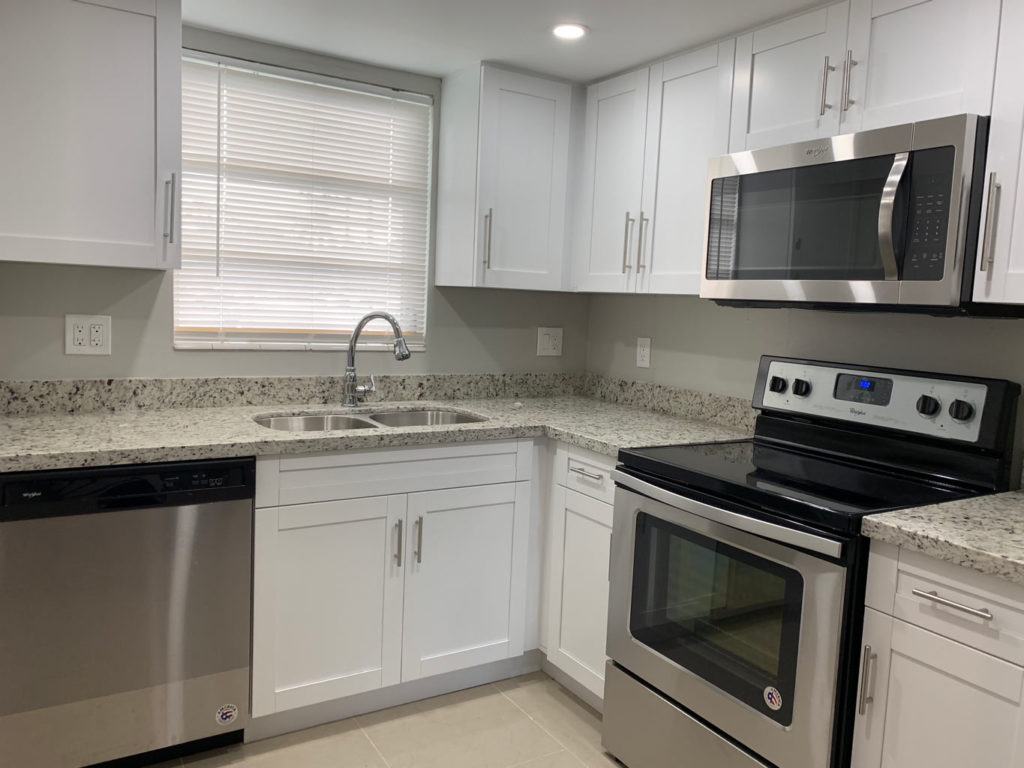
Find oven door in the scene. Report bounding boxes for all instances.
[700,114,978,307]
[608,478,847,768]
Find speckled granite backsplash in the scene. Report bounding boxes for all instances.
[0,373,757,431]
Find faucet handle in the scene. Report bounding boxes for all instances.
[355,375,377,400]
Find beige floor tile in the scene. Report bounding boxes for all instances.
[182,719,387,768]
[357,683,563,768]
[509,751,586,768]
[496,674,618,768]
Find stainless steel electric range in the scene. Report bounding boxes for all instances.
[603,355,1020,768]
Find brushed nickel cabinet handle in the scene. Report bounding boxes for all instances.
[858,644,877,715]
[820,56,836,116]
[394,519,404,567]
[912,588,994,621]
[841,50,856,112]
[636,212,649,271]
[622,212,636,274]
[980,173,1001,272]
[163,174,177,243]
[483,208,493,268]
[415,516,424,564]
[570,466,604,481]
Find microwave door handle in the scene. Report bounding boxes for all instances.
[878,152,909,280]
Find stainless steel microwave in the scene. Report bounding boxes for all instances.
[701,114,988,309]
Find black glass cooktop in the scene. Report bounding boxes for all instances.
[618,439,978,537]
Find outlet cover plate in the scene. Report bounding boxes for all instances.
[66,314,112,356]
[537,327,563,357]
[637,337,651,368]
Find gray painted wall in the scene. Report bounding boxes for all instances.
[586,294,1024,398]
[0,262,590,379]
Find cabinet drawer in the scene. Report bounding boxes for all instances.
[893,550,1024,666]
[560,447,617,505]
[257,440,530,507]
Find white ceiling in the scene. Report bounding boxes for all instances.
[181,0,824,82]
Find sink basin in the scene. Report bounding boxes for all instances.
[254,414,378,431]
[365,409,487,427]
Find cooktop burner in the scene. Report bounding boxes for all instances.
[618,439,974,537]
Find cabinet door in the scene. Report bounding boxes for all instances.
[0,0,180,269]
[843,0,1000,132]
[850,608,894,768]
[478,67,572,291]
[252,496,406,716]
[730,3,848,151]
[402,482,529,681]
[545,487,613,700]
[973,0,1024,305]
[877,619,1024,767]
[574,69,649,292]
[639,41,734,295]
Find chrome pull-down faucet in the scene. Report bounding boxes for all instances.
[344,311,411,406]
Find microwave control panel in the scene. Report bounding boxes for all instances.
[902,146,955,282]
[759,359,987,443]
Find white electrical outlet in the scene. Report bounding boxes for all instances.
[637,337,651,368]
[536,327,564,357]
[65,315,112,356]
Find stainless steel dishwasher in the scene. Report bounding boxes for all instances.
[0,458,254,768]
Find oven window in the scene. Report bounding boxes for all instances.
[629,512,803,725]
[706,153,905,281]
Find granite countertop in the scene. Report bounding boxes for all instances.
[0,395,750,474]
[862,493,1024,587]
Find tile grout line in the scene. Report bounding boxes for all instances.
[358,722,395,768]
[493,684,588,767]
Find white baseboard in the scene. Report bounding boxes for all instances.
[245,650,544,742]
[541,657,604,714]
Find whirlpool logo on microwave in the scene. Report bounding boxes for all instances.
[805,145,830,159]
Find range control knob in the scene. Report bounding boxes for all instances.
[768,376,788,394]
[916,395,941,418]
[792,379,812,397]
[949,399,976,422]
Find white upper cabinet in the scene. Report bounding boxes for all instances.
[574,70,650,293]
[974,0,1024,305]
[843,0,1000,132]
[640,41,735,295]
[435,64,573,291]
[0,0,181,270]
[730,4,849,151]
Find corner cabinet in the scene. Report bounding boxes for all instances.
[252,441,533,717]
[0,0,181,270]
[851,543,1024,767]
[435,64,573,291]
[574,41,734,295]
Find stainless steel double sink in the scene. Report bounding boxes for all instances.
[254,408,487,432]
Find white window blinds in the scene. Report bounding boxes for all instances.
[175,57,432,350]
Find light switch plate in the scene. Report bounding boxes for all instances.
[637,337,651,368]
[65,314,112,356]
[537,327,563,357]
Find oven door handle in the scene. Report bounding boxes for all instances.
[612,470,844,559]
[877,152,909,281]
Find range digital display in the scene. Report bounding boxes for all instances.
[834,374,893,406]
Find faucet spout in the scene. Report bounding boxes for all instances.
[344,311,411,406]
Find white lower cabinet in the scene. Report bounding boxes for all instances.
[545,445,617,701]
[402,483,529,681]
[252,442,533,717]
[853,545,1024,767]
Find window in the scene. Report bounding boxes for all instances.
[175,56,432,350]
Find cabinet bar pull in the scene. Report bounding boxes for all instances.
[415,516,424,564]
[858,644,876,715]
[570,466,603,481]
[636,212,649,271]
[819,56,835,116]
[980,173,1001,272]
[841,50,855,112]
[163,174,177,243]
[912,589,994,620]
[483,208,493,268]
[394,519,404,567]
[622,212,636,274]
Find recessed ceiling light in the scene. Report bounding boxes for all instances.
[552,23,588,40]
